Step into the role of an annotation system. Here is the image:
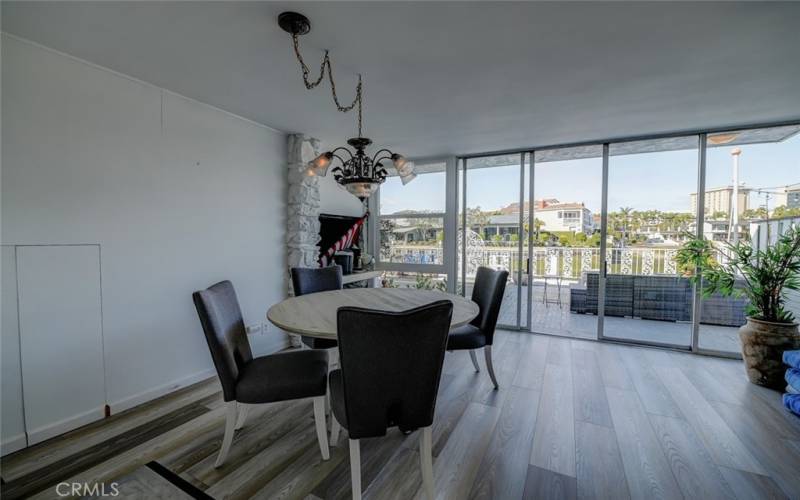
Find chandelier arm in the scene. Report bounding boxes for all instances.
[330,147,355,160]
[372,157,393,169]
[370,149,394,163]
[330,153,350,166]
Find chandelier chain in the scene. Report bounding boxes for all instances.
[292,33,363,137]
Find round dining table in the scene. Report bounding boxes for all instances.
[267,288,479,340]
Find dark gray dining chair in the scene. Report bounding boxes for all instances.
[329,300,453,500]
[447,266,508,389]
[193,280,330,468]
[291,265,343,350]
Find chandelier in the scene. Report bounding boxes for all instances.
[279,12,416,200]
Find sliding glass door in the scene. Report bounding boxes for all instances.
[600,137,699,348]
[458,155,526,329]
[697,126,800,355]
[528,146,603,338]
[446,121,799,354]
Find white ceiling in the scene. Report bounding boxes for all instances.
[3,1,800,158]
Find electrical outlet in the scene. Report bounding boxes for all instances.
[246,323,262,335]
[261,322,271,335]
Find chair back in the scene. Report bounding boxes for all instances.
[291,265,343,296]
[336,300,453,439]
[192,280,252,401]
[470,266,509,344]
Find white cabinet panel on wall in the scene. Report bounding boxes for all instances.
[1,246,27,455]
[16,245,106,444]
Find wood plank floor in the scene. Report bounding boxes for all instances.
[2,331,799,500]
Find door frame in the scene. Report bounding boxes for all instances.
[455,154,527,330]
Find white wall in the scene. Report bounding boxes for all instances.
[1,34,288,417]
[317,169,365,217]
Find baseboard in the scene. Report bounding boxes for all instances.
[27,406,106,446]
[109,336,290,416]
[108,368,217,415]
[1,433,28,456]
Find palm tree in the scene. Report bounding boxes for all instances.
[466,207,490,239]
[619,206,634,245]
[534,218,545,240]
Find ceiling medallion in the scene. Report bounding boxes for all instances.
[279,11,416,200]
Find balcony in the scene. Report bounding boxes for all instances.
[383,242,745,353]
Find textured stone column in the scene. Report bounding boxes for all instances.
[287,134,322,281]
[286,135,323,347]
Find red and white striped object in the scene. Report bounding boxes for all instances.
[319,216,366,267]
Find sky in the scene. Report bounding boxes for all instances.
[380,132,800,216]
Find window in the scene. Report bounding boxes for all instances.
[376,161,447,269]
[699,125,800,354]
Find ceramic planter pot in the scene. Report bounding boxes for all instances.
[739,317,800,389]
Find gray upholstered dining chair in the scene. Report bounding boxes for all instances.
[193,280,330,468]
[290,265,343,350]
[328,300,454,500]
[446,266,508,389]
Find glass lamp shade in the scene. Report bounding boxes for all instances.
[400,171,417,185]
[396,160,416,184]
[391,153,407,169]
[344,181,380,199]
[307,152,333,176]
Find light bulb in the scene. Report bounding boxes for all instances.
[307,152,333,176]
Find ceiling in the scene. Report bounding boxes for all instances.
[3,1,800,158]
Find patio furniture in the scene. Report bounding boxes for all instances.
[585,273,634,317]
[572,272,748,327]
[633,275,692,322]
[569,287,588,314]
[699,286,748,327]
[542,275,563,308]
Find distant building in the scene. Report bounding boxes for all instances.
[702,220,748,242]
[773,183,800,209]
[479,199,593,240]
[480,214,521,240]
[749,215,800,251]
[534,202,593,234]
[390,225,435,243]
[690,185,751,217]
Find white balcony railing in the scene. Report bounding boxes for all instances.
[384,242,702,281]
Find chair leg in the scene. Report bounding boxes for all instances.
[325,348,337,414]
[330,413,342,446]
[419,426,435,500]
[329,346,340,369]
[313,396,330,460]
[469,349,480,372]
[234,403,250,430]
[215,401,237,468]
[484,345,499,389]
[349,439,362,500]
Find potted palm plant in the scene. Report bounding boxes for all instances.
[678,227,800,388]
